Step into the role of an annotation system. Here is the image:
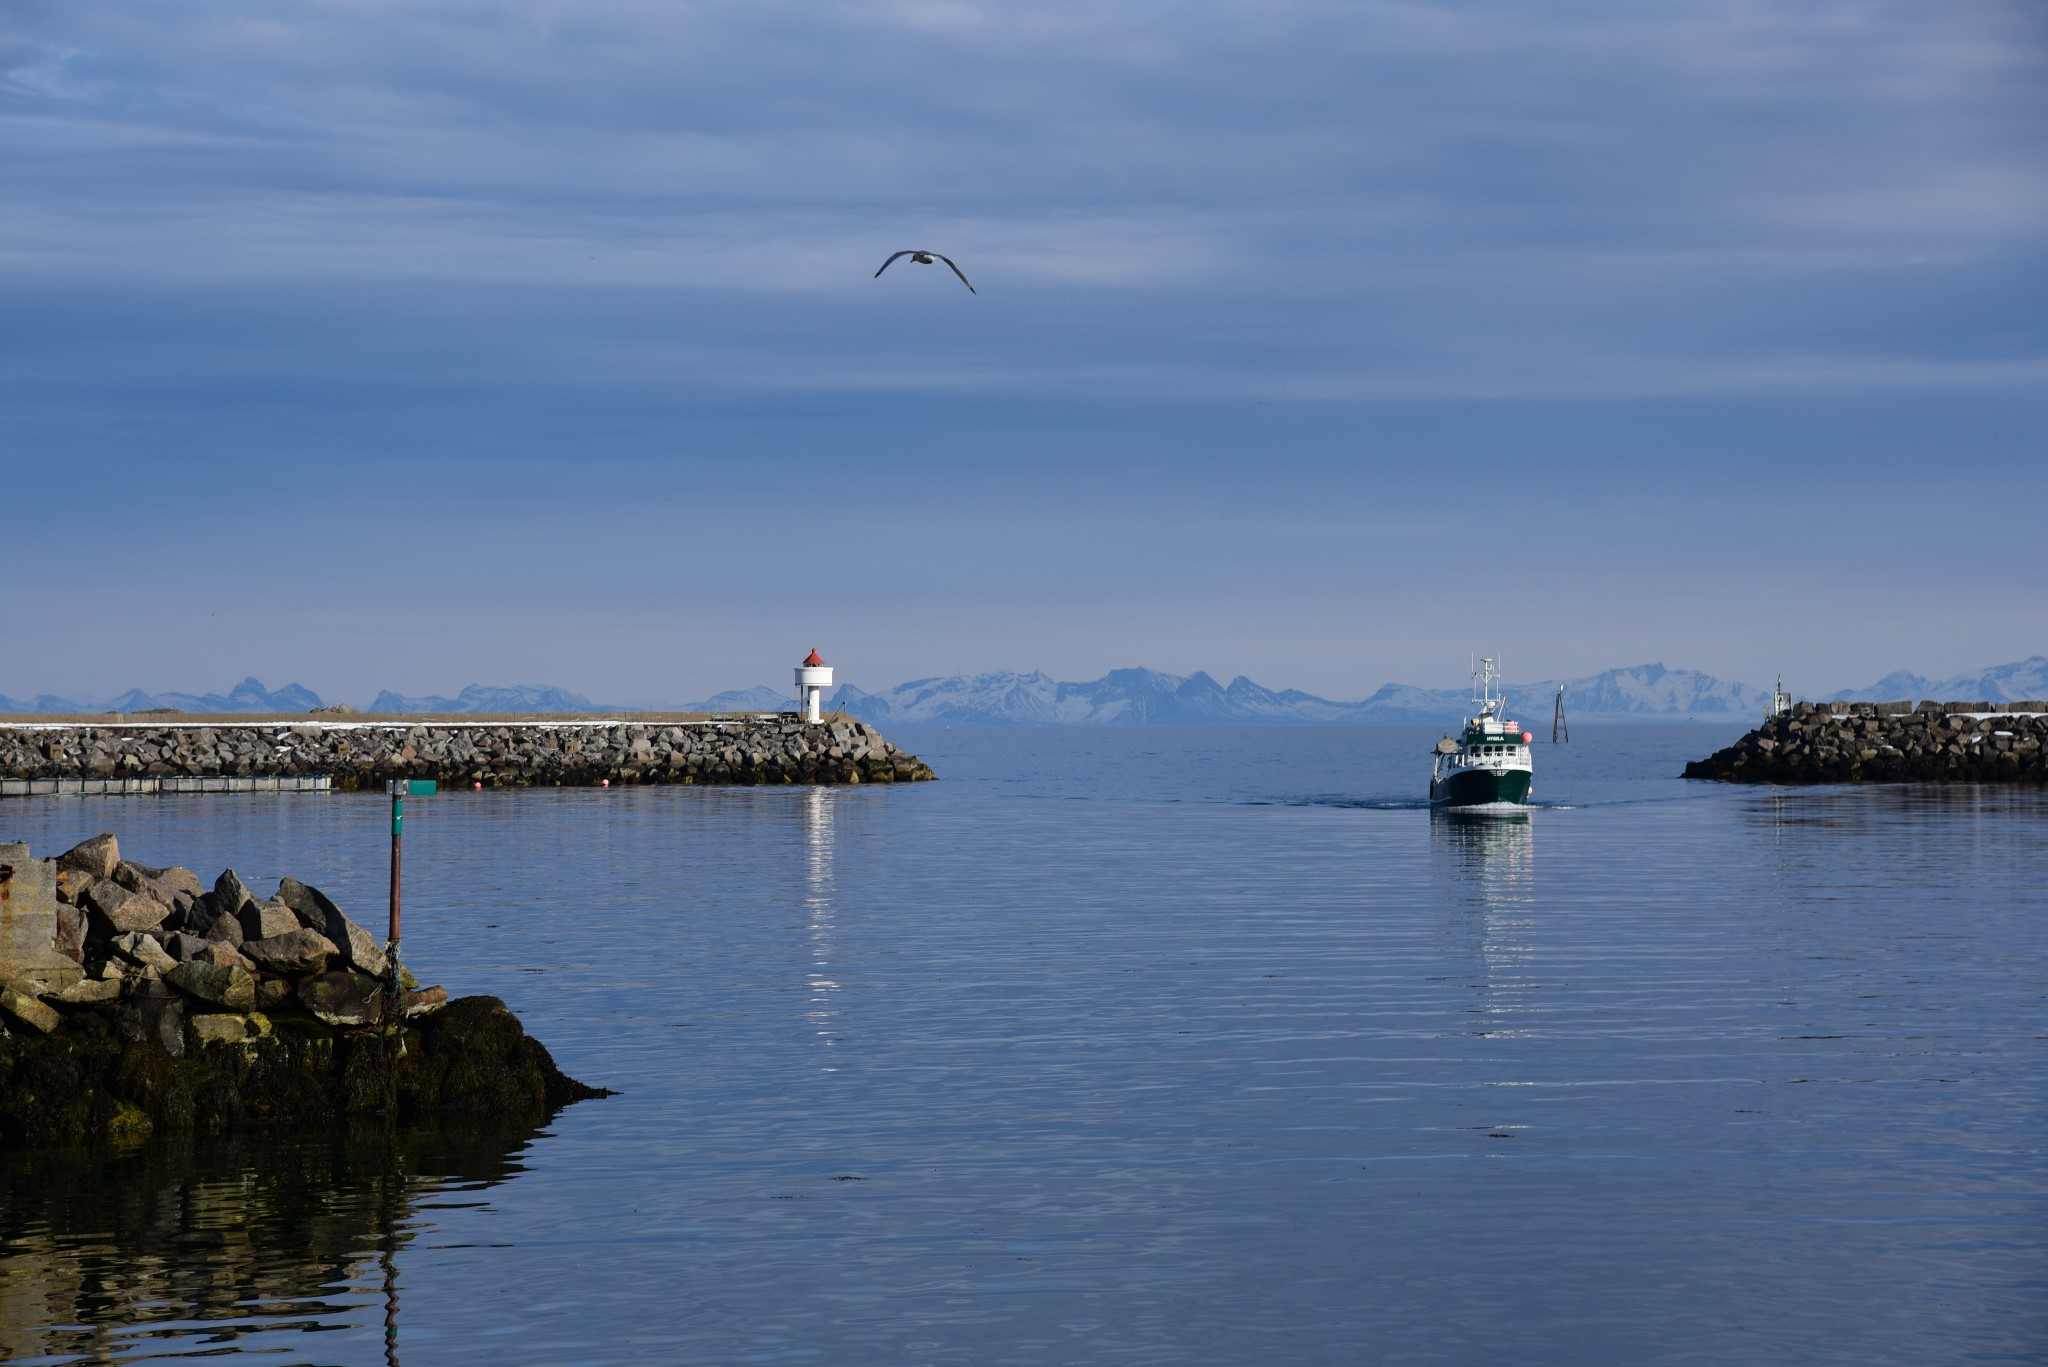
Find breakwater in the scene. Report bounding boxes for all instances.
[0,715,935,790]
[0,832,605,1146]
[1684,700,2048,785]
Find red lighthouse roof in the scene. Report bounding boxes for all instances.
[802,649,825,667]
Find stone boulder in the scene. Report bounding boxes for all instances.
[163,931,210,962]
[165,960,256,1011]
[238,898,299,942]
[276,877,388,978]
[298,970,384,1027]
[55,833,120,883]
[83,881,170,935]
[190,1012,273,1048]
[195,899,246,946]
[242,927,339,977]
[0,983,60,1034]
[194,940,259,974]
[111,931,177,976]
[214,868,256,918]
[54,977,122,1006]
[114,861,203,910]
[181,894,244,946]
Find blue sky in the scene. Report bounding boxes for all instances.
[4,1,2043,705]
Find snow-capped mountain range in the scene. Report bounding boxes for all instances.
[6,658,2041,724]
[820,663,1772,726]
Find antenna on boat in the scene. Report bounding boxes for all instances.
[1552,685,1569,743]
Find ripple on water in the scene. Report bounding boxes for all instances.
[1,725,2043,1365]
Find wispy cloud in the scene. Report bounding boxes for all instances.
[3,1,2045,700]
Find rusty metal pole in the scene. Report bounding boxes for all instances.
[383,780,435,1023]
[389,788,403,946]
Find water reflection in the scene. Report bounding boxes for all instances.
[1430,809,1535,906]
[0,1124,545,1366]
[801,786,841,1066]
[1747,781,2045,833]
[1430,810,1537,1034]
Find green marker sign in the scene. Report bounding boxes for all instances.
[386,779,437,972]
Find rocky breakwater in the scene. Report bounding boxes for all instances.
[0,832,606,1147]
[1684,701,2048,785]
[0,715,936,789]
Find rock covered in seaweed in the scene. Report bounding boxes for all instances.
[0,994,607,1147]
[0,833,609,1146]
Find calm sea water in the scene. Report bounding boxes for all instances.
[3,725,2044,1365]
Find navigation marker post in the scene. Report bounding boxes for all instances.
[386,779,437,1015]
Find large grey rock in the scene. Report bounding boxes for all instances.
[113,864,201,925]
[165,960,257,1010]
[214,868,256,918]
[238,898,299,942]
[242,927,338,976]
[297,970,385,1027]
[55,833,120,882]
[335,920,388,979]
[164,931,211,963]
[55,977,122,1006]
[0,982,61,1034]
[192,897,246,946]
[84,880,171,934]
[275,877,340,928]
[181,892,226,938]
[277,877,387,977]
[112,930,178,975]
[195,940,259,974]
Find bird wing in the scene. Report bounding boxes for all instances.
[933,254,976,294]
[874,250,917,278]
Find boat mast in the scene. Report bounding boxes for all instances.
[1472,656,1501,718]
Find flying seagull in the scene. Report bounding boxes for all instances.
[874,250,975,294]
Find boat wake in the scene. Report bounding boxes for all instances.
[1255,796,1576,812]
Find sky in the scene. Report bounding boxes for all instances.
[4,0,2044,706]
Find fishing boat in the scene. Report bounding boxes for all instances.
[1429,658,1533,809]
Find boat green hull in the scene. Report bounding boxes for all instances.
[1429,766,1532,808]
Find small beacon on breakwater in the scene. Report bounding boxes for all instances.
[795,649,834,724]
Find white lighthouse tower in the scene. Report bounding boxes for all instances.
[795,648,834,724]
